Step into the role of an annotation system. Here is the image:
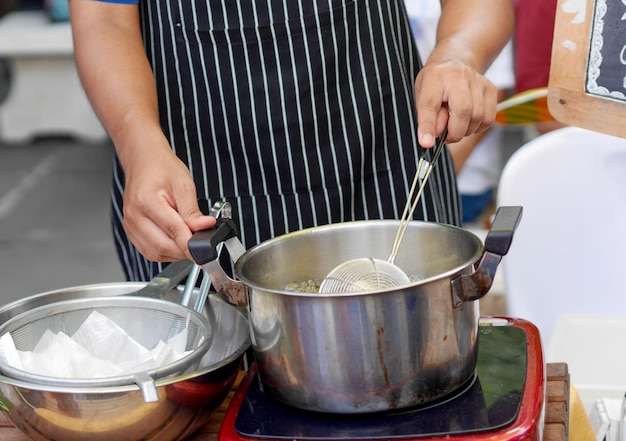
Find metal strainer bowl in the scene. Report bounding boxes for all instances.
[317,257,411,293]
[0,296,211,402]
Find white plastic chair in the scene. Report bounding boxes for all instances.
[497,126,626,406]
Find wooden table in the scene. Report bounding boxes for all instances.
[0,363,570,441]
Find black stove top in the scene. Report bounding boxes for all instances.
[233,323,530,440]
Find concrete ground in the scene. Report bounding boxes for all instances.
[0,137,125,307]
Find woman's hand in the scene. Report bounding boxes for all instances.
[415,0,514,148]
[414,58,498,147]
[120,138,216,262]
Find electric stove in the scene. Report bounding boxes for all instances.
[219,317,545,441]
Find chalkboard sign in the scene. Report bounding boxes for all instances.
[586,0,626,101]
[548,0,626,138]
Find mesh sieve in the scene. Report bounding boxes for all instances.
[316,258,411,293]
[0,296,211,401]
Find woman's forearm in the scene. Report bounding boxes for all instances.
[69,0,170,168]
[434,0,515,74]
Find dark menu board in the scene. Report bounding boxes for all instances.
[585,0,626,102]
[548,0,626,138]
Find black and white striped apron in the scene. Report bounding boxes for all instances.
[111,0,461,281]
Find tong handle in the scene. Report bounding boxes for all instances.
[389,127,448,262]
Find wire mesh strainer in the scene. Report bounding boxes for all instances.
[319,129,447,294]
[0,296,211,402]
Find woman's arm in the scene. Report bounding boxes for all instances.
[69,0,214,263]
[70,1,159,158]
[415,0,515,147]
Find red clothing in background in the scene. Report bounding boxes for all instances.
[514,0,558,93]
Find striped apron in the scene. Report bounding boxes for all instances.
[111,0,461,281]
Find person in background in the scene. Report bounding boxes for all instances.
[0,1,16,17]
[45,0,69,21]
[514,0,566,134]
[406,0,515,225]
[14,0,43,10]
[69,0,514,281]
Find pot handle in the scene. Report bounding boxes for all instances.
[189,218,239,265]
[188,217,249,307]
[451,206,523,307]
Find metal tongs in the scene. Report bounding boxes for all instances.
[318,128,448,294]
[388,127,448,263]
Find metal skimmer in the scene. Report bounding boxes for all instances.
[319,128,448,293]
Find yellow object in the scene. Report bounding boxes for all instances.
[570,385,596,441]
[495,88,554,125]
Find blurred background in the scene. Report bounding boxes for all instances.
[0,0,125,307]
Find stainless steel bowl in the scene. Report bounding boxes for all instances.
[0,283,251,441]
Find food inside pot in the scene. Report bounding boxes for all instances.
[285,274,425,293]
[285,280,321,293]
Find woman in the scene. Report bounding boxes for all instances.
[69,0,513,281]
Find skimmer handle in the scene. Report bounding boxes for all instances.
[389,127,448,263]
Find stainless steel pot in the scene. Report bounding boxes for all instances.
[190,206,522,414]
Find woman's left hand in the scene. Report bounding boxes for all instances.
[414,0,514,148]
[414,58,498,148]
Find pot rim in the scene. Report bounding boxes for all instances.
[234,219,485,297]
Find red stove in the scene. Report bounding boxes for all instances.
[219,317,545,441]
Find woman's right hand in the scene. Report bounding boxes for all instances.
[119,137,216,262]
